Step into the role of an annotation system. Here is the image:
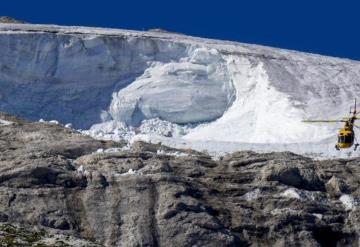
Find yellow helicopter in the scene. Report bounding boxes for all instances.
[303,99,360,151]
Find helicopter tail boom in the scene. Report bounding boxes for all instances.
[350,99,357,115]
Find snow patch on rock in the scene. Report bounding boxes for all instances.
[156,149,189,157]
[339,194,357,210]
[242,188,261,201]
[118,168,140,176]
[281,188,301,199]
[312,213,323,220]
[77,165,89,177]
[0,119,13,126]
[280,187,327,203]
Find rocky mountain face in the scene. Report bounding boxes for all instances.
[1,112,360,246]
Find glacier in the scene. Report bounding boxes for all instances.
[1,23,360,158]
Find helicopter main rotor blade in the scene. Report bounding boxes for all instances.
[302,120,346,123]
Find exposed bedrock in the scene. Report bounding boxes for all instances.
[1,113,360,246]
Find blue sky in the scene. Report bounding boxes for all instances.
[2,0,360,60]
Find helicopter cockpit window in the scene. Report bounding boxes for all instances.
[339,135,353,143]
[338,136,344,143]
[345,135,353,143]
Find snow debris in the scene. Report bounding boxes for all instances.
[124,169,136,175]
[98,147,124,153]
[339,194,357,210]
[118,168,140,176]
[242,188,261,201]
[0,119,13,126]
[279,188,328,204]
[103,148,123,153]
[312,213,323,220]
[77,165,85,173]
[49,120,59,125]
[81,121,133,143]
[156,150,166,155]
[281,188,301,200]
[76,165,89,176]
[38,119,60,125]
[82,118,190,144]
[156,149,189,157]
[91,147,125,155]
[139,118,190,137]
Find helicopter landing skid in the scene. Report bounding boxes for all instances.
[335,145,340,151]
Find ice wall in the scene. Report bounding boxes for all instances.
[0,28,191,128]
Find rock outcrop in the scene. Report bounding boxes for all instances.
[1,113,360,246]
[0,16,25,24]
